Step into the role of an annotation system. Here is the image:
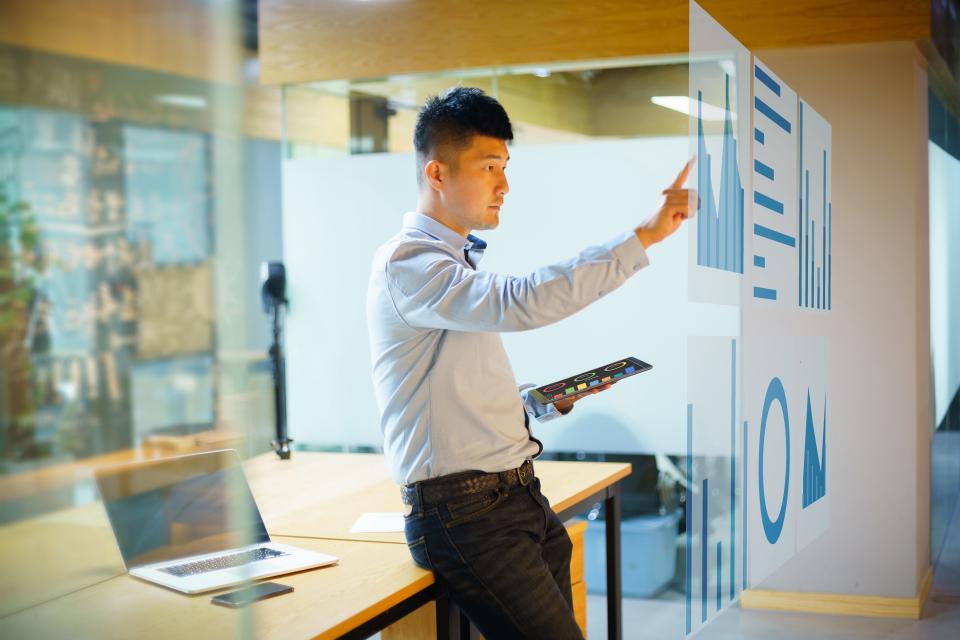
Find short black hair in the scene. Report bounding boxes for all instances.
[413,86,513,186]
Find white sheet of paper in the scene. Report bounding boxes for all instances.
[348,512,405,533]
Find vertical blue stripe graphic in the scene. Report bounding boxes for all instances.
[822,149,827,311]
[702,477,708,623]
[754,128,765,144]
[798,102,803,306]
[716,541,723,611]
[686,339,743,632]
[754,255,766,268]
[799,110,832,312]
[754,160,775,180]
[810,218,815,308]
[804,170,809,306]
[685,404,693,635]
[754,64,782,96]
[729,338,736,601]
[742,420,748,590]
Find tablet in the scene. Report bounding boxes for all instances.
[529,357,652,405]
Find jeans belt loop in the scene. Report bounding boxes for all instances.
[518,459,533,486]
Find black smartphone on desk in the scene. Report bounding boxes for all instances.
[211,582,293,608]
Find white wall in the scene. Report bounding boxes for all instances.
[751,41,931,598]
[281,39,934,602]
[281,137,738,454]
[929,141,960,426]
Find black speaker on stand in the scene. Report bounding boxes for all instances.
[261,261,292,460]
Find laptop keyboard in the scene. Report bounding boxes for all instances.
[160,547,289,578]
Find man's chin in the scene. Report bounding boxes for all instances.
[483,212,500,229]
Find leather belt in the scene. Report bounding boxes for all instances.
[401,459,535,507]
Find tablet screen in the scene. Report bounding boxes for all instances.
[531,356,652,405]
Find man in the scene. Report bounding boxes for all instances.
[366,86,695,639]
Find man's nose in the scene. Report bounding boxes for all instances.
[499,174,510,196]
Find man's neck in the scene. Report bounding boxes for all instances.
[416,201,469,238]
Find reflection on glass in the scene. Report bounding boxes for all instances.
[0,6,277,622]
[96,450,266,568]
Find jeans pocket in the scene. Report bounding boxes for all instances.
[442,489,504,528]
[406,535,432,570]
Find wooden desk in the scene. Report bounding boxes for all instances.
[0,536,434,640]
[0,500,124,619]
[246,452,631,639]
[248,452,630,545]
[0,453,632,640]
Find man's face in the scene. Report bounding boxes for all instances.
[440,135,510,233]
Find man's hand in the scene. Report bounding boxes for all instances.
[635,157,698,249]
[553,382,614,415]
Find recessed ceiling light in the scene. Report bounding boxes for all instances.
[650,96,734,121]
[155,94,208,110]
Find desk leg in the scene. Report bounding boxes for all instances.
[605,485,622,640]
[435,596,472,640]
[435,595,451,640]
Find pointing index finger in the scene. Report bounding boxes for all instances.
[670,155,697,189]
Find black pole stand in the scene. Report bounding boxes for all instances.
[269,302,292,460]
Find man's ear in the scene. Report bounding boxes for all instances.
[424,159,445,192]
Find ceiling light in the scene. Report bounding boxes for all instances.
[155,94,208,110]
[650,96,734,121]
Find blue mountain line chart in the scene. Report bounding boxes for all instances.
[802,390,827,507]
[692,55,833,312]
[696,75,745,275]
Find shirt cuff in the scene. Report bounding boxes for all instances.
[607,230,650,276]
[519,384,562,423]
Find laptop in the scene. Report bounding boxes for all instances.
[95,449,338,594]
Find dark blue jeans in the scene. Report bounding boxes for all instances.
[403,468,584,640]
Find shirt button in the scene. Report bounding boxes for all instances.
[633,264,641,271]
[598,290,606,297]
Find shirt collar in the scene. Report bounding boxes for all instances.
[402,212,488,266]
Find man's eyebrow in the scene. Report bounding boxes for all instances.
[480,154,510,161]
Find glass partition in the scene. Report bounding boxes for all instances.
[279,3,843,637]
[0,2,281,630]
[281,52,705,638]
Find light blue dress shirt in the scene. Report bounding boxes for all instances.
[366,212,649,485]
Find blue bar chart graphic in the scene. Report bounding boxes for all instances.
[799,100,832,311]
[696,76,745,274]
[751,59,798,305]
[802,390,827,508]
[686,338,743,636]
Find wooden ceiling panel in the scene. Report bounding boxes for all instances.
[259,0,931,84]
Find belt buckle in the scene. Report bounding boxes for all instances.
[517,460,532,486]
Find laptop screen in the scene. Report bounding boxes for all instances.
[95,450,270,569]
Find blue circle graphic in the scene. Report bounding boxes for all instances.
[759,376,790,545]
